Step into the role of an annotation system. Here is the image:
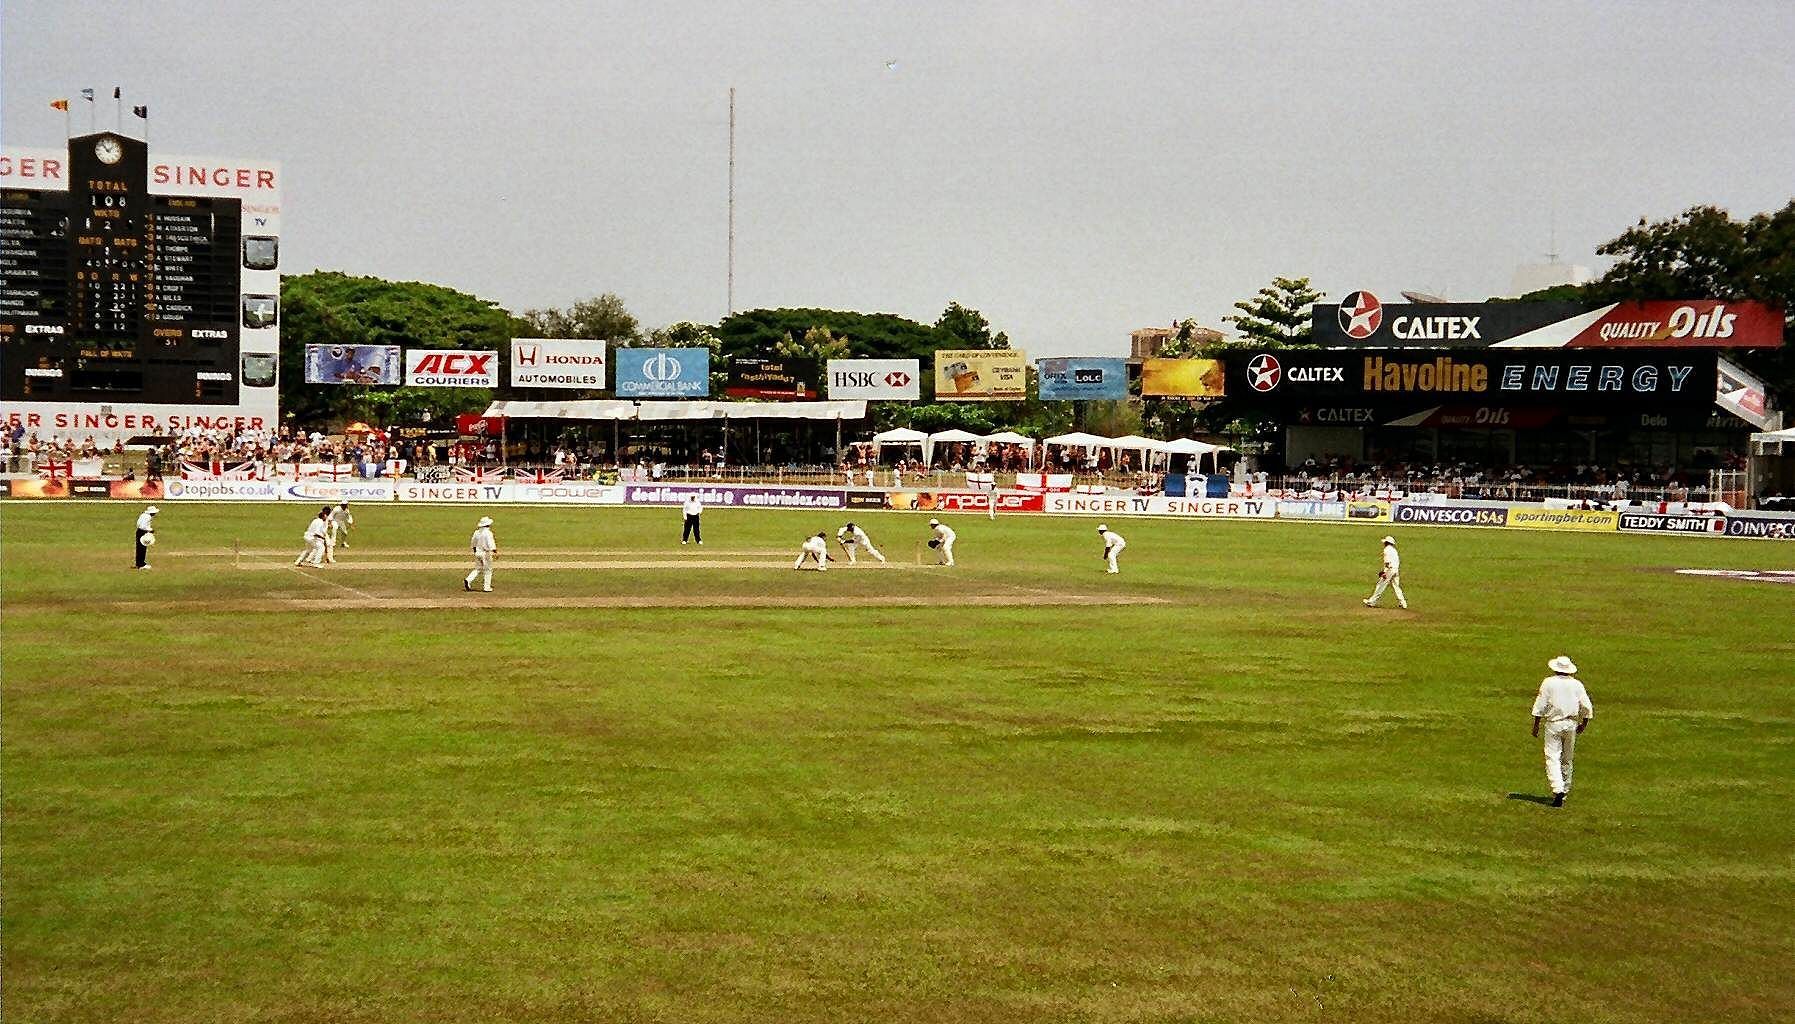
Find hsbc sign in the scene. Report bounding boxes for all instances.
[510,338,607,389]
[826,358,922,400]
[406,349,499,387]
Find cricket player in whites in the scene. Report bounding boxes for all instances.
[1363,535,1407,609]
[325,502,354,563]
[795,531,830,571]
[927,518,956,566]
[836,521,886,564]
[465,515,498,592]
[1531,655,1594,807]
[294,508,330,567]
[1097,524,1126,574]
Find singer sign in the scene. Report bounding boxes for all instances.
[510,338,607,389]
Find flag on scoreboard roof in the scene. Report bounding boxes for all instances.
[113,87,121,99]
[50,98,69,111]
[452,466,506,483]
[132,105,147,119]
[81,88,94,102]
[512,468,565,484]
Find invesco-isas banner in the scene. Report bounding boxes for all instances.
[1314,292,1784,349]
[1228,349,1717,409]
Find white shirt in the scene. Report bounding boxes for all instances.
[136,511,156,532]
[304,518,329,541]
[330,506,353,526]
[933,523,955,543]
[1382,544,1400,573]
[838,525,870,544]
[1102,530,1126,553]
[682,497,703,516]
[1531,674,1594,723]
[471,526,497,555]
[802,535,828,556]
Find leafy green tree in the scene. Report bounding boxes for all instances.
[280,271,513,428]
[1225,276,1323,347]
[518,293,640,342]
[934,301,1010,350]
[776,326,851,363]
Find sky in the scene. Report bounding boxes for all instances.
[4,0,1792,358]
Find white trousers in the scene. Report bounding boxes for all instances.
[1368,571,1406,606]
[1106,541,1125,573]
[465,552,493,590]
[938,538,955,566]
[1543,720,1578,794]
[295,538,325,566]
[795,550,826,570]
[843,541,886,564]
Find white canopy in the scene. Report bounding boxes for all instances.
[981,431,1035,446]
[484,399,638,420]
[1751,427,1795,443]
[871,427,927,445]
[1163,437,1221,455]
[1044,431,1112,448]
[927,429,982,443]
[1108,434,1169,453]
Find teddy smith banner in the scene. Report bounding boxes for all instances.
[1313,292,1783,349]
[1228,349,1718,408]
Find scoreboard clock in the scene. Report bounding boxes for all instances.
[0,131,278,434]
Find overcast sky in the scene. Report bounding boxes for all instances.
[4,1,1792,357]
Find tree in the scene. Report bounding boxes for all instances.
[776,326,851,363]
[1517,200,1795,406]
[1224,276,1323,346]
[642,321,728,396]
[934,301,1010,350]
[518,293,641,342]
[280,271,514,427]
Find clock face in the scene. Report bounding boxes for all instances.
[94,137,123,164]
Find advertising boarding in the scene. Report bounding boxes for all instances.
[510,338,607,389]
[1037,358,1128,400]
[934,349,1027,401]
[615,348,709,398]
[826,359,921,400]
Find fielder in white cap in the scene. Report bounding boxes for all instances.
[1363,535,1407,609]
[133,505,160,569]
[1097,524,1126,574]
[465,515,498,592]
[927,518,956,566]
[794,531,830,571]
[1531,655,1594,806]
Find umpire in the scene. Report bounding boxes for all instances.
[134,505,159,569]
[681,494,703,545]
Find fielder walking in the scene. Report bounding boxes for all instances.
[681,494,703,545]
[465,515,498,592]
[795,531,830,571]
[1531,655,1594,807]
[927,518,956,566]
[1097,524,1126,574]
[294,508,329,567]
[133,505,159,570]
[1363,535,1407,609]
[836,521,886,564]
[325,501,354,562]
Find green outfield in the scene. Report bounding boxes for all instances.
[3,502,1793,1023]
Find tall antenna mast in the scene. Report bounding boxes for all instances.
[727,87,736,315]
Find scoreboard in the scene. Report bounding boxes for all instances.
[0,133,280,440]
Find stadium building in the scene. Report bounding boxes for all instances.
[1222,293,1785,481]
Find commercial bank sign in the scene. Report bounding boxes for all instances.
[615,348,709,398]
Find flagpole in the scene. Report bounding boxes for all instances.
[115,88,122,130]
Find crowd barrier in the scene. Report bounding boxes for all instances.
[6,477,1793,539]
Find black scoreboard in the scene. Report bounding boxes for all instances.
[0,132,246,405]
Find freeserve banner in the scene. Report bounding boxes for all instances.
[827,359,921,400]
[405,349,499,388]
[511,338,606,389]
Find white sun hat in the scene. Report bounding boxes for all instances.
[1548,655,1578,675]
[477,516,493,527]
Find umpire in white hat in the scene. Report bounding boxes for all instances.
[1531,655,1594,807]
[134,505,160,569]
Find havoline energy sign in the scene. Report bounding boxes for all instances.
[1314,292,1784,349]
[1228,349,1718,407]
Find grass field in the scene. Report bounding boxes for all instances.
[3,501,1793,1023]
